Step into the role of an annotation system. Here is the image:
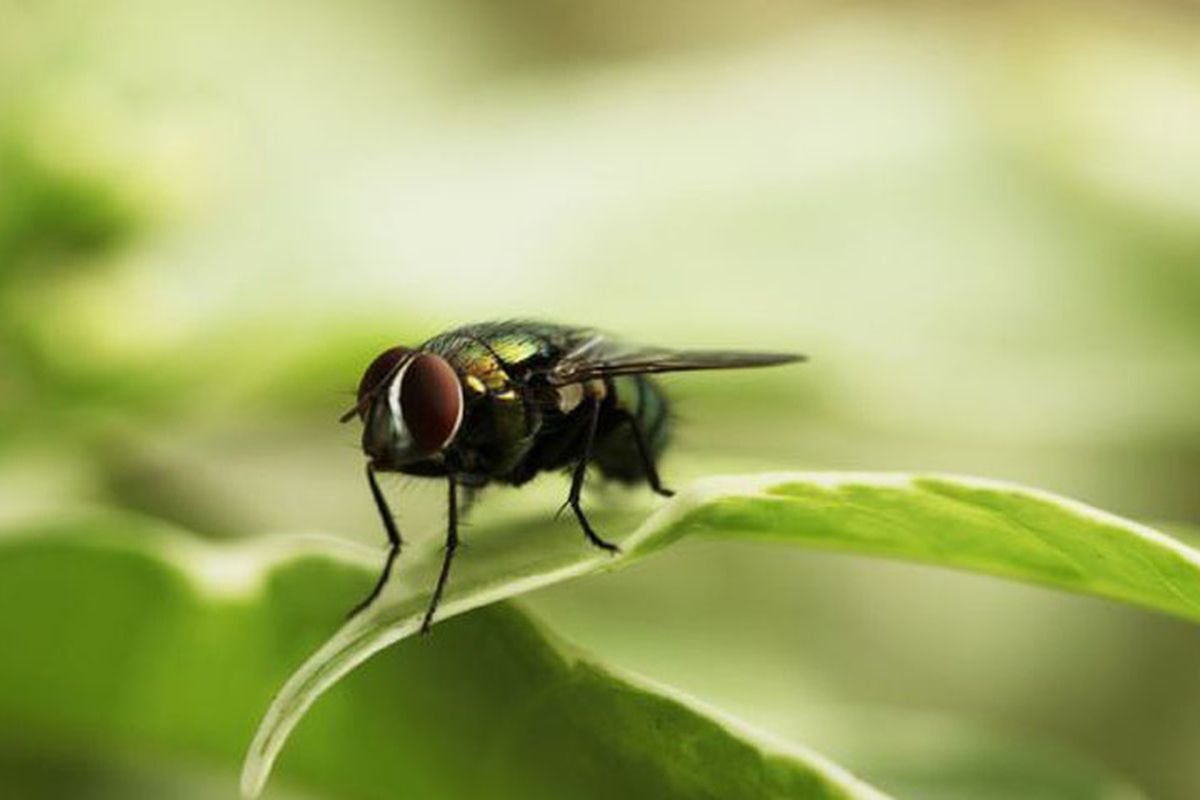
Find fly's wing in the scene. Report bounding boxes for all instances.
[545,333,805,386]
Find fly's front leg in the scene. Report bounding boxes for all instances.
[347,462,405,619]
[568,398,620,553]
[420,475,460,634]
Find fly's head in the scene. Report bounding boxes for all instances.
[349,347,464,469]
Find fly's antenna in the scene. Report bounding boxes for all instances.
[338,400,366,424]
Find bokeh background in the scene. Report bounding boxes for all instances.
[3,0,1199,797]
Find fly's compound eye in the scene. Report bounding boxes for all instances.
[398,353,464,454]
[356,346,414,416]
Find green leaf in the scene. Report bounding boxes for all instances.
[245,472,1200,796]
[0,513,888,800]
[682,473,1200,621]
[795,709,1148,800]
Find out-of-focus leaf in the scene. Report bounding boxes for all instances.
[797,709,1147,800]
[0,514,888,800]
[247,472,1197,796]
[0,132,139,278]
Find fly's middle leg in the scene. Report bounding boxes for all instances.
[568,398,620,553]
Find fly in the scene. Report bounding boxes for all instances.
[341,321,805,632]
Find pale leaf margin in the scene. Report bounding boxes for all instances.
[242,472,1200,797]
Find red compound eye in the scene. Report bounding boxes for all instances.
[356,346,413,412]
[400,353,463,453]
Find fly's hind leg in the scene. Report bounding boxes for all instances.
[347,463,405,619]
[614,409,675,498]
[568,398,620,553]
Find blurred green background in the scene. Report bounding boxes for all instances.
[2,0,1199,797]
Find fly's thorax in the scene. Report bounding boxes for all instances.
[453,371,536,475]
[442,338,513,394]
[424,341,554,478]
[359,351,464,468]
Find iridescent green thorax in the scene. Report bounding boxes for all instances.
[480,330,545,366]
[418,325,565,477]
[437,334,511,392]
[423,325,567,387]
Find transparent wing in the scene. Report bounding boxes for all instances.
[546,333,804,386]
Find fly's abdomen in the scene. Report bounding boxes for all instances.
[593,374,671,483]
